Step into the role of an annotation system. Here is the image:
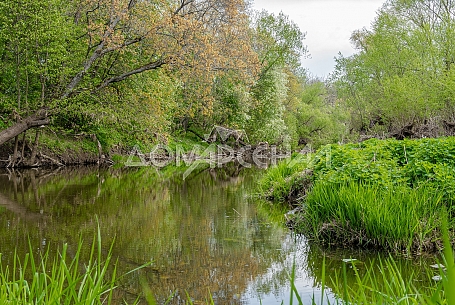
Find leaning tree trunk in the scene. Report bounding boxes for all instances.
[0,108,49,146]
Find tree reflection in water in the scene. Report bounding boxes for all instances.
[0,166,292,304]
[0,166,438,304]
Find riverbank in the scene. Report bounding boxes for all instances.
[1,165,453,304]
[0,129,208,168]
[5,128,455,254]
[0,128,281,174]
[0,129,106,167]
[259,137,455,254]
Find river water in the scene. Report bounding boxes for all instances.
[0,165,439,304]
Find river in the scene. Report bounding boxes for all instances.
[0,165,439,304]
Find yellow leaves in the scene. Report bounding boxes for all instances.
[78,0,259,80]
[73,0,260,122]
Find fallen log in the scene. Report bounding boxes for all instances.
[0,109,49,146]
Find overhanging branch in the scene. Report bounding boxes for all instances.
[94,59,166,91]
[0,109,50,146]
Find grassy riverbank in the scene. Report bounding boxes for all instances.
[259,137,455,253]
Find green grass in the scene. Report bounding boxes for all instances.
[257,153,313,203]
[287,255,439,305]
[0,226,149,305]
[39,130,99,155]
[269,214,455,305]
[305,215,455,305]
[328,257,434,304]
[298,182,447,252]
[259,137,455,252]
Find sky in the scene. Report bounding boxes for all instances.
[251,0,386,78]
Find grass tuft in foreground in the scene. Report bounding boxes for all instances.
[0,226,149,305]
[287,215,455,305]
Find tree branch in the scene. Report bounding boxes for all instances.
[0,109,50,146]
[94,59,165,91]
[174,0,196,16]
[99,36,144,56]
[62,1,136,99]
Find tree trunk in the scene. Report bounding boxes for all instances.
[0,109,49,146]
[11,135,19,167]
[28,129,41,166]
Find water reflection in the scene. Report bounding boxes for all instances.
[0,166,290,304]
[0,167,441,304]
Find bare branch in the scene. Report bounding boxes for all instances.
[174,0,196,16]
[94,59,165,91]
[100,36,144,55]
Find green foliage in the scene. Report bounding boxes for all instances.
[0,0,348,156]
[50,68,180,150]
[38,130,98,155]
[292,80,349,148]
[0,0,80,111]
[311,137,455,202]
[241,11,320,146]
[210,73,251,128]
[253,11,307,72]
[247,68,289,144]
[258,154,312,202]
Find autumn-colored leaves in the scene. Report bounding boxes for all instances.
[64,0,259,118]
[0,0,308,149]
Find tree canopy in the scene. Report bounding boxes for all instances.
[334,0,455,138]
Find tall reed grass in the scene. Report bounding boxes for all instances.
[301,214,455,305]
[299,182,446,252]
[0,226,148,304]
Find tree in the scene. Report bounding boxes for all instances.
[252,10,307,75]
[0,0,78,161]
[0,0,260,149]
[243,11,307,145]
[0,0,77,111]
[248,67,289,144]
[62,0,258,113]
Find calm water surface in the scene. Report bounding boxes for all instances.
[0,166,439,304]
